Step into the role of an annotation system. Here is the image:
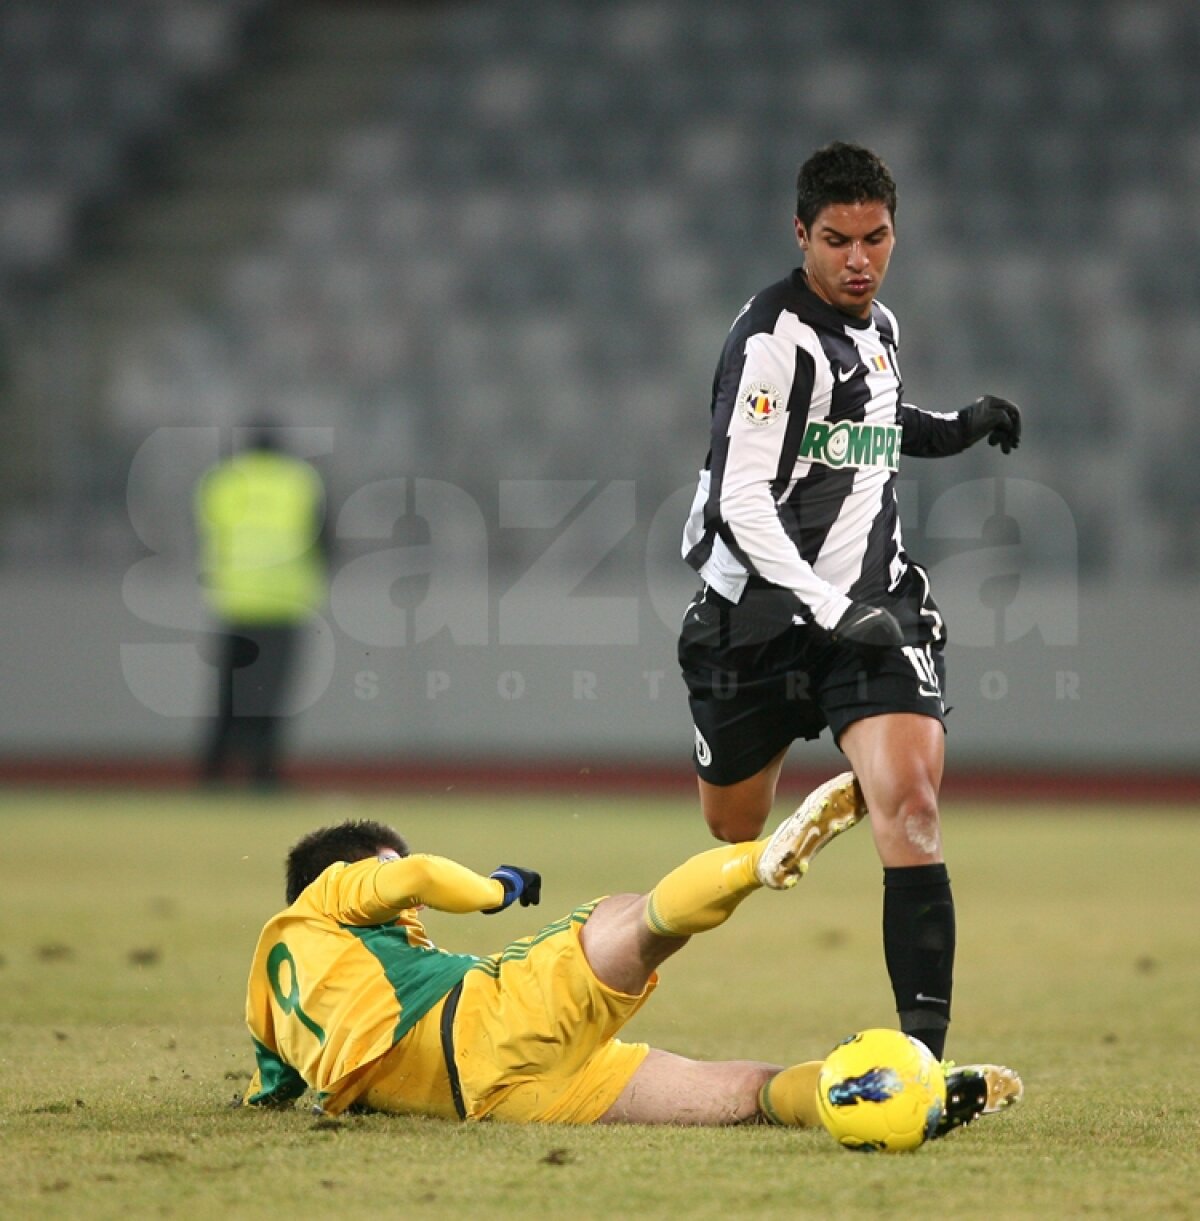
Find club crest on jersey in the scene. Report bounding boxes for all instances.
[740,381,783,426]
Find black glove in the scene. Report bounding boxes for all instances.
[960,395,1021,453]
[482,865,542,913]
[831,601,903,648]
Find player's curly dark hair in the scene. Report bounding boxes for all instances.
[795,142,897,230]
[285,819,409,904]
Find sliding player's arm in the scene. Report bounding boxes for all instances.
[320,855,541,925]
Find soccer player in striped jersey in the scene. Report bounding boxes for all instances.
[678,143,1022,1060]
[243,793,1021,1130]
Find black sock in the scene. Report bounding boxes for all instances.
[883,863,955,1060]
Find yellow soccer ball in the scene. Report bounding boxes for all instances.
[816,1029,946,1152]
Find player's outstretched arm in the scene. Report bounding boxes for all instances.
[371,854,539,915]
[900,396,1022,458]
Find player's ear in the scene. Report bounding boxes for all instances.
[794,217,809,251]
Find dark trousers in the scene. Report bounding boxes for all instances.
[200,624,299,786]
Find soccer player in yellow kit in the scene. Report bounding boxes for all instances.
[244,773,1021,1130]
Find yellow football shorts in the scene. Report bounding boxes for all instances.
[359,901,656,1124]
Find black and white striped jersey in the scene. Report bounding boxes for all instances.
[682,269,967,629]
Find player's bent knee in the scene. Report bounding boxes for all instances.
[580,894,674,997]
[700,797,772,843]
[589,893,646,923]
[874,790,942,862]
[900,803,941,858]
[583,893,650,948]
[698,768,778,843]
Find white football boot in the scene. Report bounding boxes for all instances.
[756,771,868,890]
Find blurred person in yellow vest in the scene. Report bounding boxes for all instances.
[195,423,329,788]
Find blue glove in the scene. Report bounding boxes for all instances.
[482,865,542,913]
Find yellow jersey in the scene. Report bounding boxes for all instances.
[244,854,507,1114]
[196,450,326,624]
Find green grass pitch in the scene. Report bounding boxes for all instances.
[1,786,1198,1219]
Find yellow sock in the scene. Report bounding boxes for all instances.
[758,1061,823,1128]
[644,842,763,937]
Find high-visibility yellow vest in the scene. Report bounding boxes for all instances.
[196,451,326,624]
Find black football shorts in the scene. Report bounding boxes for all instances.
[678,566,948,786]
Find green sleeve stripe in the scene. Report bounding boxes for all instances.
[245,1038,308,1106]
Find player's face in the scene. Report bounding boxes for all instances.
[795,201,895,319]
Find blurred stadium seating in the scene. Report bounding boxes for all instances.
[0,0,267,278]
[1,0,1197,576]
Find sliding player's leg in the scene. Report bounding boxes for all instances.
[460,774,867,1127]
[580,771,869,997]
[598,1049,825,1126]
